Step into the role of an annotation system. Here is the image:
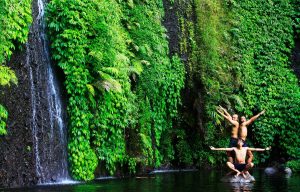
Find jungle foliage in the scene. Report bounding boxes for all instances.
[0,0,32,135]
[178,0,300,168]
[47,0,184,180]
[46,0,300,178]
[2,0,300,181]
[230,0,300,162]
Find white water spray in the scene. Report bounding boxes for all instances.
[28,0,70,183]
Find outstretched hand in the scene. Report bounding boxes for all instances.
[218,105,227,111]
[260,110,266,115]
[210,146,215,150]
[265,146,271,151]
[216,106,227,115]
[216,109,223,114]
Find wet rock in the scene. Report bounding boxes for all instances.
[264,166,293,177]
[24,92,30,100]
[221,172,255,183]
[264,167,278,175]
[51,176,57,182]
[284,167,292,175]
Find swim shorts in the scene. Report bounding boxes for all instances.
[234,163,247,172]
[229,137,248,147]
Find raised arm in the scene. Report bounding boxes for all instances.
[216,108,238,126]
[248,146,271,152]
[244,110,265,126]
[219,106,232,117]
[210,146,234,151]
[217,109,228,118]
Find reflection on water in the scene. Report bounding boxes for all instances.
[227,182,254,192]
[2,169,300,192]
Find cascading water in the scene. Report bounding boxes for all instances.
[27,0,70,183]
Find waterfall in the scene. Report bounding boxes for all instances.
[27,0,70,183]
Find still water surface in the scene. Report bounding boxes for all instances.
[3,169,300,192]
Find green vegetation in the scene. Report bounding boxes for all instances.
[47,0,184,180]
[2,0,300,180]
[46,0,300,178]
[193,0,239,165]
[287,160,300,172]
[0,0,32,135]
[231,0,300,161]
[295,0,300,36]
[179,0,300,167]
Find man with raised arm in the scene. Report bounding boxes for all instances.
[240,110,265,141]
[216,106,239,163]
[239,110,265,163]
[210,139,271,177]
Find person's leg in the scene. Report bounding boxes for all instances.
[227,152,233,163]
[243,141,254,164]
[245,162,254,171]
[227,162,240,176]
[247,150,253,163]
[228,138,237,163]
[242,163,254,178]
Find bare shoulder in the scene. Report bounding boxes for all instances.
[240,122,247,126]
[233,121,239,126]
[244,147,250,151]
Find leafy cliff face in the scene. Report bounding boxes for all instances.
[46,0,300,179]
[47,0,185,180]
[1,0,300,186]
[230,0,300,160]
[176,0,300,166]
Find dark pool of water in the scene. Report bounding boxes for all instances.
[2,169,300,192]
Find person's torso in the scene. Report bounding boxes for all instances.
[231,126,239,138]
[239,125,248,140]
[234,148,247,163]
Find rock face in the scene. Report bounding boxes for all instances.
[162,0,207,143]
[0,0,68,187]
[221,172,255,183]
[0,48,37,188]
[292,38,300,79]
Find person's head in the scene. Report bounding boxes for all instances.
[241,116,246,123]
[232,114,238,121]
[237,139,244,148]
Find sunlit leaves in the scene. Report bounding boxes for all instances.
[0,66,17,86]
[0,105,8,135]
[0,0,32,63]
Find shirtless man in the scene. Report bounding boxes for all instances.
[240,110,265,141]
[216,106,239,163]
[239,110,265,163]
[210,139,271,177]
